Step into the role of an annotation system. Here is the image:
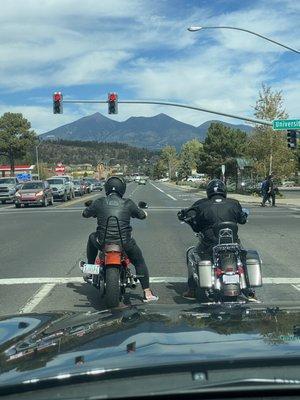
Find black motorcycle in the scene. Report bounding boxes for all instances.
[181,209,262,303]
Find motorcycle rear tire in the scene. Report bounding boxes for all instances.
[105,267,121,308]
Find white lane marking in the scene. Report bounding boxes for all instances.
[150,182,177,201]
[292,284,300,291]
[19,284,56,313]
[0,207,183,215]
[1,277,300,285]
[129,185,140,197]
[289,207,300,211]
[0,209,83,214]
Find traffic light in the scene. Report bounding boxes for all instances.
[53,92,63,114]
[108,92,118,114]
[287,130,297,149]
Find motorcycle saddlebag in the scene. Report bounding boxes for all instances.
[187,248,213,288]
[197,260,213,288]
[245,249,262,287]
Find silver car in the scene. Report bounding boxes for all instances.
[0,177,21,204]
[47,178,71,202]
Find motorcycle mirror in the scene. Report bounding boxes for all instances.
[242,208,250,216]
[138,201,148,209]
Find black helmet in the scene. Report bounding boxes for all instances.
[206,179,227,199]
[104,176,126,197]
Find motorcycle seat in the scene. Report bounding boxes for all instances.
[104,243,122,252]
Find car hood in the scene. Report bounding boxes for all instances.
[19,189,42,194]
[0,303,299,388]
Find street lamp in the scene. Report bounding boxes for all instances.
[35,141,42,180]
[187,26,300,54]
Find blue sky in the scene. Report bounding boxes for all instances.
[0,0,299,133]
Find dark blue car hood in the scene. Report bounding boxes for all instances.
[0,303,299,389]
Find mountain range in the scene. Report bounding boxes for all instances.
[41,112,253,150]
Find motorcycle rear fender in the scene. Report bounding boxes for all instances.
[105,252,122,265]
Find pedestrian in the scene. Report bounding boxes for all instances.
[260,176,271,206]
[261,174,276,207]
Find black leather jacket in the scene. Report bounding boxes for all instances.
[82,193,146,243]
[181,195,247,247]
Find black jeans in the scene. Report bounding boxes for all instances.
[87,232,150,290]
[262,192,275,206]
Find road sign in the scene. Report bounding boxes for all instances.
[16,173,31,182]
[55,162,65,174]
[273,119,300,130]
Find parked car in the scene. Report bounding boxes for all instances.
[73,180,85,196]
[14,181,53,208]
[138,178,146,185]
[53,175,75,198]
[187,175,206,183]
[47,177,71,201]
[0,177,22,204]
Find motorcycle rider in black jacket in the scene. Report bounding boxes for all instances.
[178,179,255,300]
[81,176,158,303]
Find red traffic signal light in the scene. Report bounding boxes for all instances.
[108,92,118,114]
[53,92,63,114]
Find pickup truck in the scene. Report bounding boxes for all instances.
[54,175,75,198]
[0,177,21,204]
[47,177,71,201]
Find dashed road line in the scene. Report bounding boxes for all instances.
[292,284,300,292]
[150,182,177,201]
[129,185,140,198]
[19,283,56,313]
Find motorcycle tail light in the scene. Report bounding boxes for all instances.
[105,251,121,265]
[225,266,234,272]
[95,256,101,265]
[237,266,245,275]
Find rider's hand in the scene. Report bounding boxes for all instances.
[177,210,185,221]
[84,200,93,207]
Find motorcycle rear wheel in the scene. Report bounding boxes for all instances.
[105,267,121,308]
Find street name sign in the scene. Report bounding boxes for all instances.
[273,119,300,130]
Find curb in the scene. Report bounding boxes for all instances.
[164,182,300,207]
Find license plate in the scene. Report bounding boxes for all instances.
[223,274,239,284]
[82,264,100,275]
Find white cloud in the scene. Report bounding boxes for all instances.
[0,103,81,133]
[0,0,299,131]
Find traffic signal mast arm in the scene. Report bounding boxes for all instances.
[59,97,272,126]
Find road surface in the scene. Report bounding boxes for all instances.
[0,181,299,315]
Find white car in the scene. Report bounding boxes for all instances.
[158,178,169,182]
[51,175,75,198]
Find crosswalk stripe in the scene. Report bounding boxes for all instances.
[0,276,300,285]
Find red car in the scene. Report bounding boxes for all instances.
[14,181,54,208]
